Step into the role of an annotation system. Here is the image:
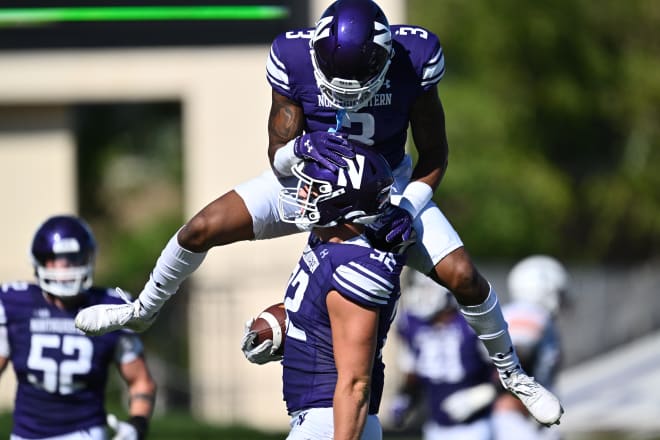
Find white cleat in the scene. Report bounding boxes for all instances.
[75,288,156,336]
[501,369,564,426]
[75,302,137,335]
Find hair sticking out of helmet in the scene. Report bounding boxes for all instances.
[278,142,393,230]
[507,255,569,315]
[403,270,456,321]
[311,0,393,111]
[31,215,97,298]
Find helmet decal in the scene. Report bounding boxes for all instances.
[336,154,365,189]
[310,0,393,111]
[278,142,393,229]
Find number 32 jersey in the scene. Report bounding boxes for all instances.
[0,283,143,438]
[282,235,406,415]
[267,24,445,169]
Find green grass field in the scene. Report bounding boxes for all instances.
[0,411,287,439]
[2,411,658,440]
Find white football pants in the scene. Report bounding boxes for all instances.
[422,418,493,440]
[235,154,463,274]
[286,407,382,440]
[11,426,106,440]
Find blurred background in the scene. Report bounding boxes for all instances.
[0,0,659,438]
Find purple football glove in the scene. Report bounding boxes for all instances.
[293,132,354,171]
[365,204,417,254]
[385,206,414,244]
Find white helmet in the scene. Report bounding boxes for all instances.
[403,271,455,321]
[507,255,569,315]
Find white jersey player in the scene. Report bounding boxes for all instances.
[493,255,569,440]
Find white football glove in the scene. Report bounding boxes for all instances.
[441,383,497,422]
[107,414,138,440]
[75,288,157,336]
[240,318,283,365]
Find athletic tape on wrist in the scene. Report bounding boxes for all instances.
[397,181,433,219]
[272,138,300,177]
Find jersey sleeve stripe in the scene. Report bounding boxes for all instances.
[0,301,6,325]
[421,48,445,87]
[333,263,395,305]
[266,48,290,91]
[347,261,394,290]
[0,325,8,357]
[333,273,388,305]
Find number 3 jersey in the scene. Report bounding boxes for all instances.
[282,235,406,416]
[0,283,143,438]
[267,24,445,169]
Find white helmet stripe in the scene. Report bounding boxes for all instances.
[373,21,392,50]
[312,15,333,43]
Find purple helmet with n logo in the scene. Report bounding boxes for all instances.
[311,0,393,111]
[30,215,96,297]
[278,142,393,229]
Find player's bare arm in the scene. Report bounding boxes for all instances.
[119,355,157,418]
[268,89,352,176]
[267,90,304,165]
[328,290,378,440]
[409,86,449,190]
[0,356,7,376]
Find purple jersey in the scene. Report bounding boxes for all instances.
[267,25,445,169]
[0,282,137,438]
[282,234,405,415]
[397,311,495,426]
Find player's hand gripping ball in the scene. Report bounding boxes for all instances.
[241,303,287,364]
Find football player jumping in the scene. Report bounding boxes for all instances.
[75,0,562,427]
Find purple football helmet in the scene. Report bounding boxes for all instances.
[31,215,96,297]
[279,142,394,229]
[311,0,393,111]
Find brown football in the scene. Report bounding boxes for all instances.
[249,302,287,355]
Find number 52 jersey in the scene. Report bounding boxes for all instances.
[0,282,143,439]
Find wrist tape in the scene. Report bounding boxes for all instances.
[398,181,433,219]
[272,138,300,177]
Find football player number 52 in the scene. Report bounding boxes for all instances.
[27,334,93,395]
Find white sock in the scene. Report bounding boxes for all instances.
[458,285,520,375]
[137,230,206,317]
